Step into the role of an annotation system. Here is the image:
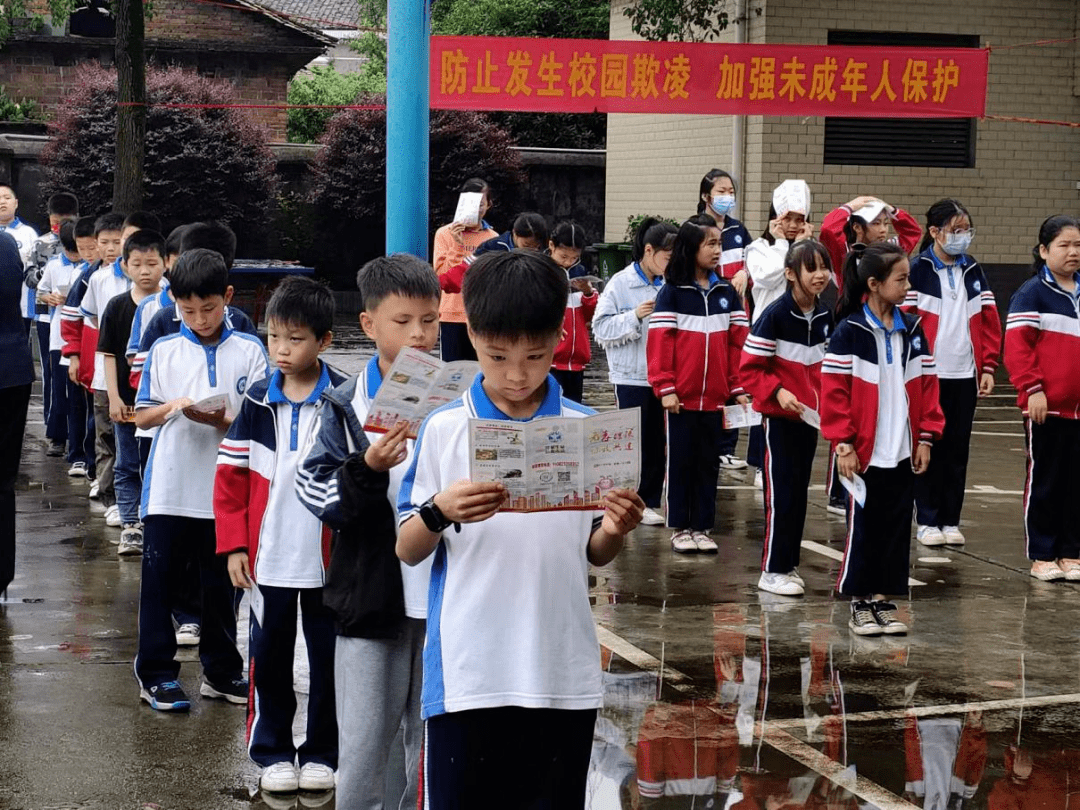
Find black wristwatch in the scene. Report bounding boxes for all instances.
[419,496,454,534]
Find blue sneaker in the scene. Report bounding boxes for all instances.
[140,680,191,712]
[200,677,248,705]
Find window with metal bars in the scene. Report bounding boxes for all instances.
[824,30,980,168]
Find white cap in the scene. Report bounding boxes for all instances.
[772,180,811,218]
[852,200,887,224]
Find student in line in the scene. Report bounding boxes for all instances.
[741,240,833,597]
[904,200,1001,548]
[1004,215,1080,582]
[549,221,596,404]
[437,211,548,297]
[648,215,749,554]
[822,243,943,636]
[594,217,677,527]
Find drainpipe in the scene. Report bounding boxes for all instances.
[731,0,748,189]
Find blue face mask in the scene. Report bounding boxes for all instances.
[711,194,736,216]
[942,231,973,257]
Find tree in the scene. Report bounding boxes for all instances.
[286,65,384,144]
[623,0,731,42]
[41,64,277,248]
[309,99,527,285]
[113,0,146,211]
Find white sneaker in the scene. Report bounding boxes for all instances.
[788,568,805,587]
[104,505,122,527]
[916,525,946,546]
[260,761,299,793]
[67,461,87,477]
[692,532,718,553]
[88,479,100,500]
[942,526,965,545]
[640,507,665,526]
[758,571,804,596]
[175,623,201,646]
[671,530,697,553]
[118,524,143,556]
[298,762,336,791]
[718,454,748,470]
[753,469,763,489]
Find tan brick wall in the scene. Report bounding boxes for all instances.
[606,0,1080,264]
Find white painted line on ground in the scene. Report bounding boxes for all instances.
[595,625,694,692]
[969,485,1024,495]
[971,431,1024,437]
[800,540,926,586]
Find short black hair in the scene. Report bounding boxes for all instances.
[122,229,167,262]
[48,192,79,217]
[356,254,440,312]
[180,221,236,269]
[124,210,162,233]
[463,250,567,342]
[165,224,191,258]
[58,220,77,252]
[265,275,334,339]
[94,212,126,237]
[169,248,229,300]
[74,216,97,239]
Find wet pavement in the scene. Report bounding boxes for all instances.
[3,321,1078,810]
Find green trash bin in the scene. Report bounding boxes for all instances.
[593,243,634,281]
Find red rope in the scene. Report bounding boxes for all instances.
[987,36,1078,51]
[985,114,1080,129]
[115,101,386,110]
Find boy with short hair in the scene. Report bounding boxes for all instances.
[134,248,269,712]
[98,229,167,556]
[396,250,646,808]
[0,182,40,338]
[59,216,100,478]
[296,254,442,808]
[215,275,344,795]
[36,220,82,457]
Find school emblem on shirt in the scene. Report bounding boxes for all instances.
[720,297,729,309]
[735,235,743,245]
[912,337,922,350]
[823,325,829,337]
[236,375,248,395]
[973,281,981,292]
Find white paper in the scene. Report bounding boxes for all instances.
[248,581,265,627]
[840,472,867,507]
[468,408,641,512]
[799,407,821,429]
[167,393,230,422]
[722,403,762,429]
[363,346,479,438]
[452,192,483,228]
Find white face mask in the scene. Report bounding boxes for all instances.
[942,231,973,256]
[711,194,736,216]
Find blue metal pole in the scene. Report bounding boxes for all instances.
[386,0,430,258]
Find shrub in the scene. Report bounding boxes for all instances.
[310,97,527,286]
[0,86,41,122]
[625,213,682,242]
[286,64,385,144]
[40,63,277,251]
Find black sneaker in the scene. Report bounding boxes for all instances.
[140,680,191,712]
[848,600,883,636]
[200,677,248,705]
[870,601,908,635]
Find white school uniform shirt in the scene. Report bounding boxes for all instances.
[127,288,171,360]
[249,366,334,588]
[398,373,604,721]
[2,217,38,318]
[865,305,911,469]
[80,259,131,392]
[352,356,434,620]
[38,254,82,352]
[929,252,976,379]
[137,321,269,519]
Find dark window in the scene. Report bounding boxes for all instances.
[824,30,980,168]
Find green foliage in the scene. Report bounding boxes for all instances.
[287,64,384,144]
[623,0,729,42]
[431,0,608,40]
[0,0,75,43]
[625,213,681,242]
[0,86,41,122]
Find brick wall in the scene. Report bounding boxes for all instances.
[606,0,1080,268]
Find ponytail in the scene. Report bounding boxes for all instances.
[918,198,972,253]
[633,217,678,262]
[836,242,905,320]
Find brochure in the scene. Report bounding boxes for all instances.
[840,472,867,507]
[452,192,483,228]
[166,393,230,422]
[722,403,762,429]
[363,346,479,438]
[469,408,641,512]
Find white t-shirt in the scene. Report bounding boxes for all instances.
[867,309,912,469]
[251,366,334,588]
[2,218,39,318]
[137,323,269,519]
[398,373,604,720]
[81,260,132,392]
[38,254,82,352]
[352,356,434,620]
[932,263,976,379]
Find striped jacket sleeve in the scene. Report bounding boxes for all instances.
[974,266,1002,374]
[60,276,86,358]
[727,303,749,398]
[740,311,783,404]
[646,285,679,399]
[914,328,945,444]
[214,399,254,556]
[820,323,857,446]
[1004,288,1043,409]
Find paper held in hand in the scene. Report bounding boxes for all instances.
[452,192,484,228]
[469,408,641,513]
[363,346,479,439]
[167,393,230,422]
[840,472,867,507]
[722,403,762,429]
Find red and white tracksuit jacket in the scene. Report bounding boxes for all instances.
[820,205,923,291]
[554,278,596,372]
[59,260,100,390]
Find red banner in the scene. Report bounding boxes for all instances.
[431,36,988,118]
